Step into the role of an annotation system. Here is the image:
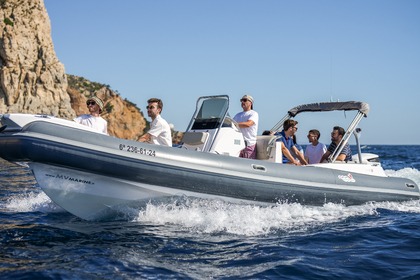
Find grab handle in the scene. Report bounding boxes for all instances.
[252,164,266,172]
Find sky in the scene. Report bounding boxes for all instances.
[43,0,420,145]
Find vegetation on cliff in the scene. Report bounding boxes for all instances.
[66,74,148,140]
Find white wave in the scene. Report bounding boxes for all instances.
[368,199,420,213]
[124,168,419,236]
[129,199,389,236]
[5,191,63,213]
[385,167,420,186]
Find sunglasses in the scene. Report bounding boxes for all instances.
[86,101,96,106]
[146,105,156,110]
[240,99,249,102]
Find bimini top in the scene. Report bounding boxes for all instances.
[287,101,370,117]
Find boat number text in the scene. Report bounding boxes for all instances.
[119,144,156,157]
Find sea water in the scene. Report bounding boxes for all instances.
[1,145,419,279]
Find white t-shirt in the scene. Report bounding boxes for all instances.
[233,110,259,146]
[305,142,327,164]
[74,114,108,134]
[148,115,172,146]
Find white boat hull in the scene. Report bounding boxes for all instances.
[31,163,275,220]
[30,163,170,220]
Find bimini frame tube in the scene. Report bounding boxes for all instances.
[270,114,290,133]
[329,111,365,162]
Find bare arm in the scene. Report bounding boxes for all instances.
[138,133,152,143]
[319,150,331,163]
[335,153,347,161]
[281,143,300,165]
[292,146,308,165]
[319,150,347,162]
[238,120,255,128]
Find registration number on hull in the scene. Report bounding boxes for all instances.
[119,144,156,157]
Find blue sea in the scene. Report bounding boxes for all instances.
[1,145,419,279]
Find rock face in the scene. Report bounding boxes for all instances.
[0,0,74,118]
[0,0,149,140]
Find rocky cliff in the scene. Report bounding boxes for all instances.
[0,0,149,140]
[0,0,73,117]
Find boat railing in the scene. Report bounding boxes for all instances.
[329,110,365,163]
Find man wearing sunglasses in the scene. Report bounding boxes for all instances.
[304,129,327,164]
[138,98,172,146]
[319,126,352,163]
[274,119,307,165]
[233,95,259,159]
[74,96,108,134]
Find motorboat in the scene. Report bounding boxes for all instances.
[0,95,418,220]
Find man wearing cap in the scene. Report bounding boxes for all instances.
[233,94,259,159]
[74,96,108,134]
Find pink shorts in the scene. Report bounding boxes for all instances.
[239,144,257,159]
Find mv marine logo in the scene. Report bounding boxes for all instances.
[338,173,356,183]
[45,173,95,185]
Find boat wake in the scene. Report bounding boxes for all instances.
[127,198,420,236]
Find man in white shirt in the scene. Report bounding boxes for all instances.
[138,98,172,146]
[305,129,327,164]
[233,94,259,159]
[74,96,108,134]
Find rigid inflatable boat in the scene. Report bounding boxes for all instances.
[0,95,418,220]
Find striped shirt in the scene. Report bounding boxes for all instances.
[327,142,352,162]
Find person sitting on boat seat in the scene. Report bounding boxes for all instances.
[320,126,352,162]
[233,94,259,159]
[138,98,172,146]
[74,96,108,134]
[304,129,327,164]
[272,120,307,165]
[263,129,305,165]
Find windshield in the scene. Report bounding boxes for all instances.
[188,96,229,130]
